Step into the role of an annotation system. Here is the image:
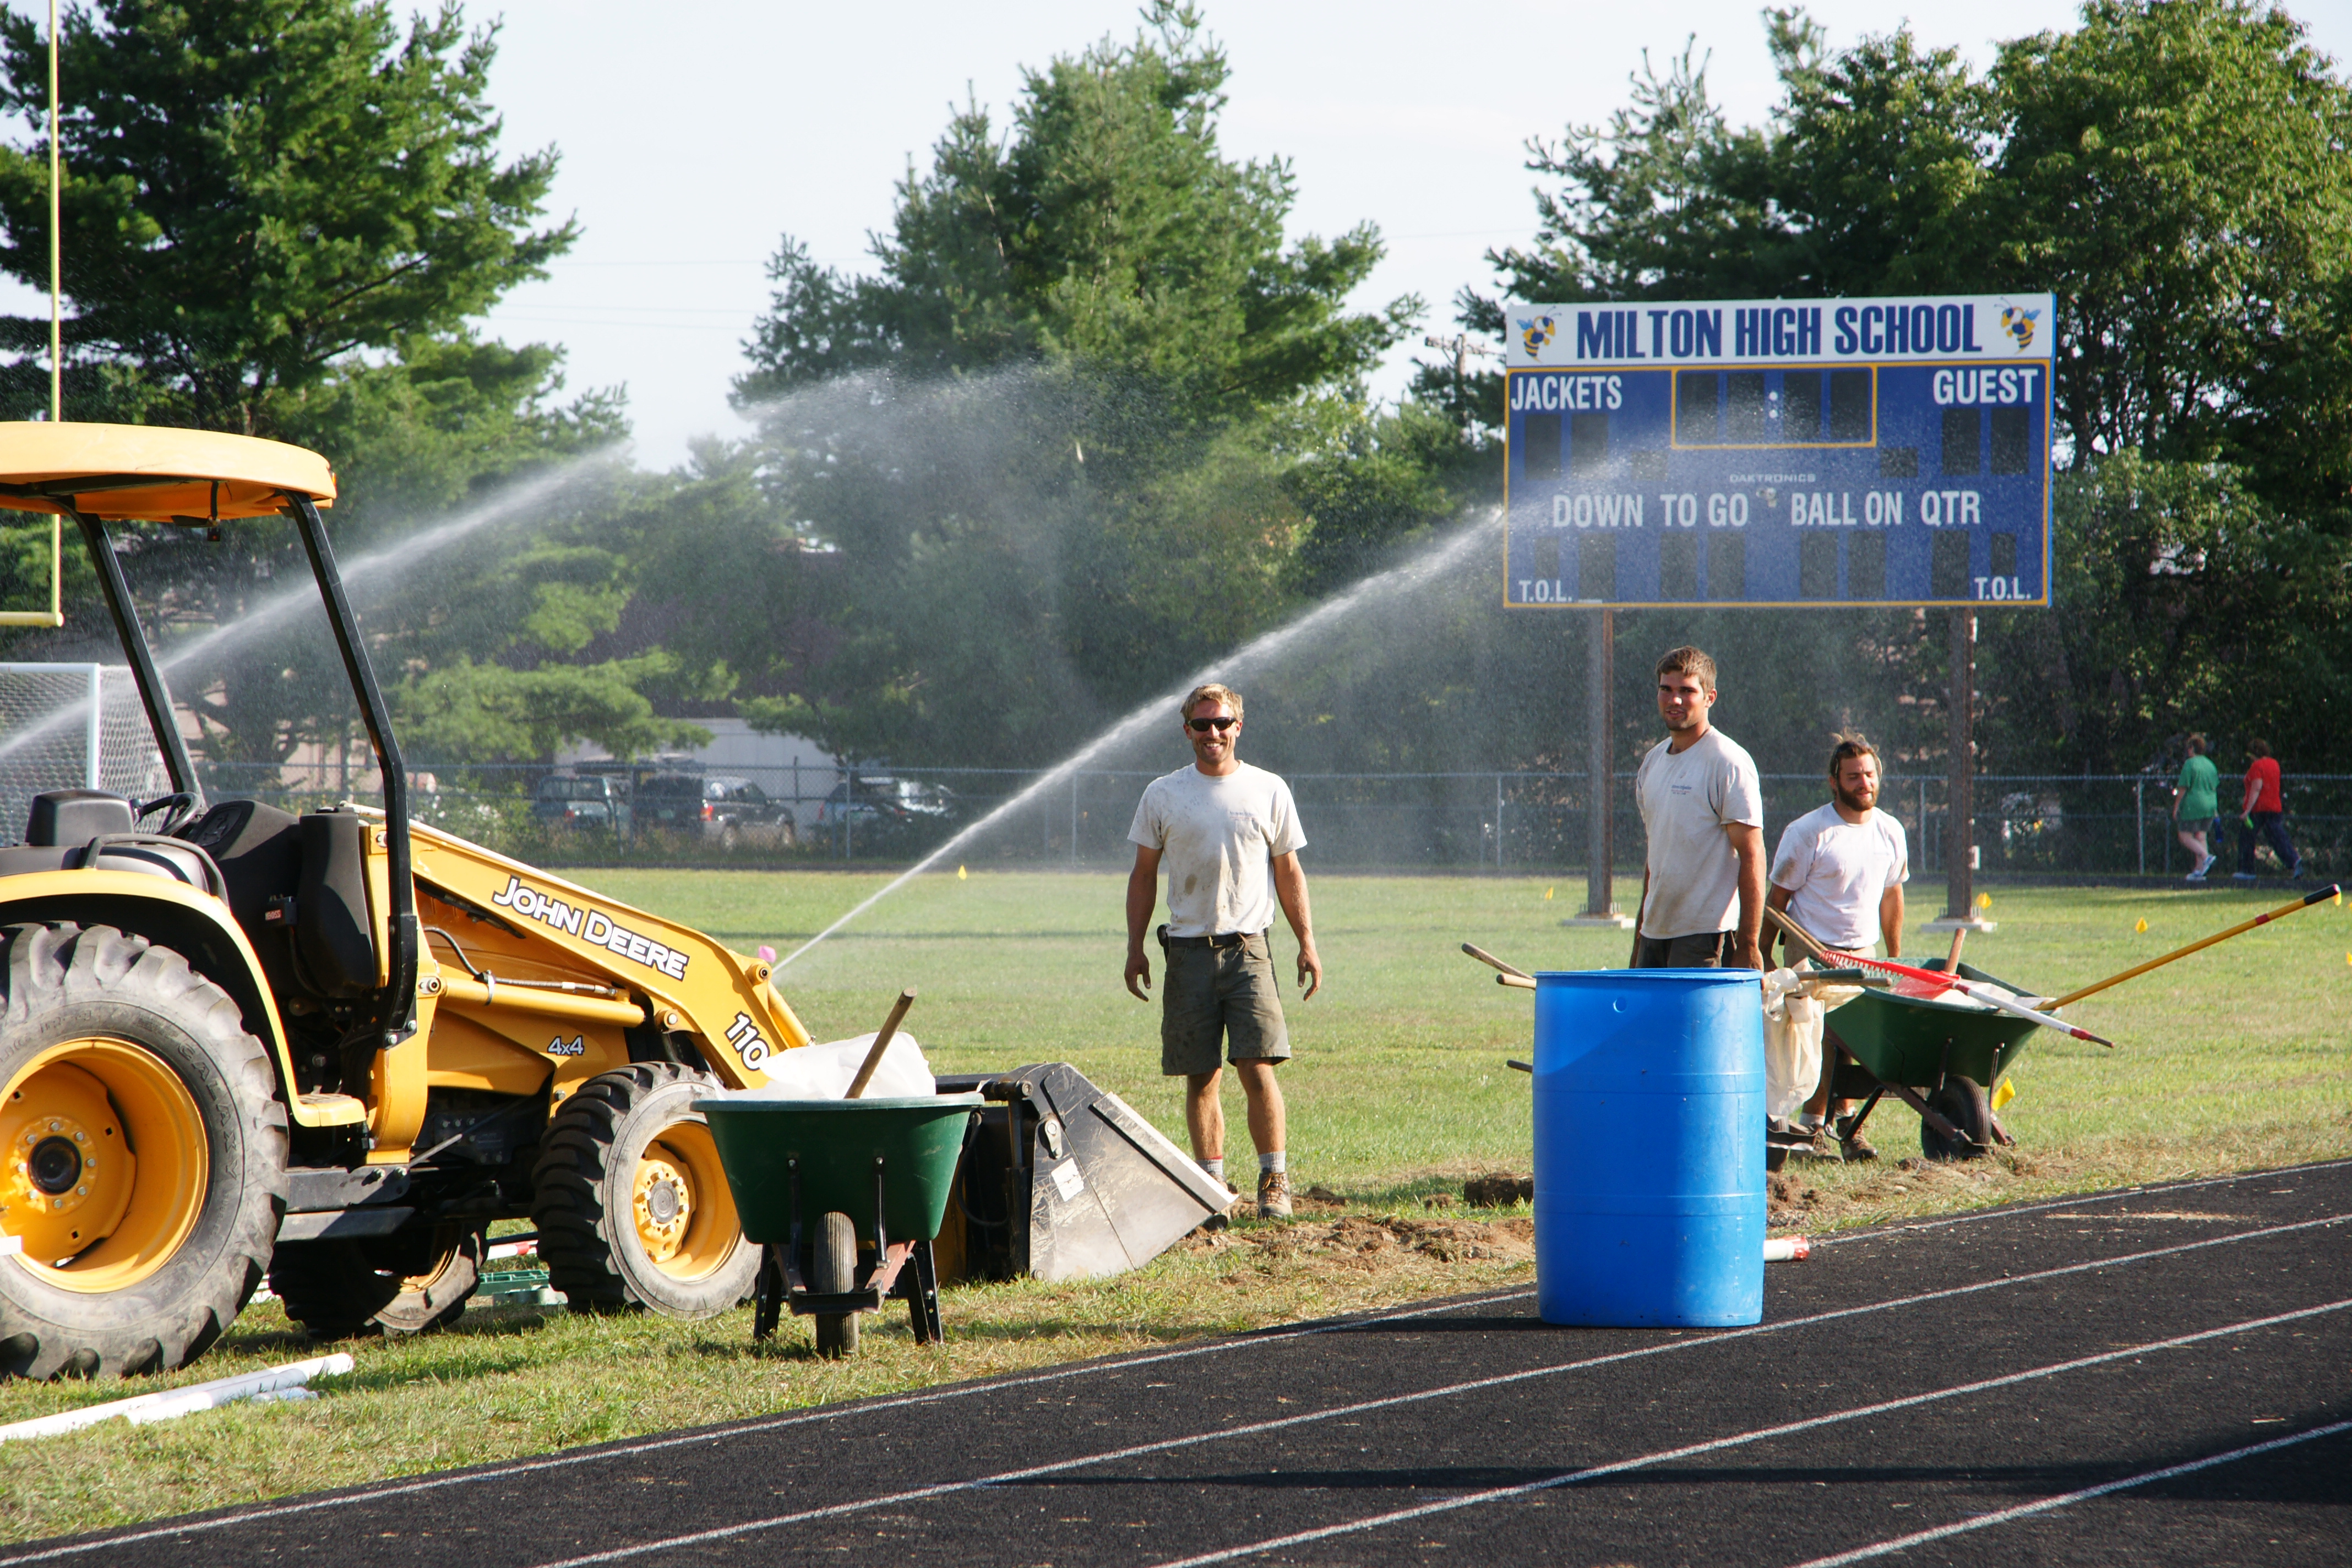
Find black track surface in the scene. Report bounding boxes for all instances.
[9,1162,2347,1567]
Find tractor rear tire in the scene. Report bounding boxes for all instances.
[270,1227,483,1339]
[1921,1075,1992,1162]
[531,1063,758,1317]
[812,1211,859,1358]
[0,923,287,1378]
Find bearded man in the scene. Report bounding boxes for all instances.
[1765,734,1908,1159]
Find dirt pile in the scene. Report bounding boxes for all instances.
[1183,1212,1536,1273]
[1463,1172,1535,1207]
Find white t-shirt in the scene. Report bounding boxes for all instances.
[1770,801,1909,951]
[1127,763,1306,939]
[1635,727,1765,939]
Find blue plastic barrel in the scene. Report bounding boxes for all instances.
[1532,968,1764,1327]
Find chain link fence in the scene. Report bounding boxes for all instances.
[190,759,2350,882]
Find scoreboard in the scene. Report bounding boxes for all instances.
[1502,293,2055,607]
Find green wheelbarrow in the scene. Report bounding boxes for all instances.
[698,1093,983,1355]
[1819,959,2039,1161]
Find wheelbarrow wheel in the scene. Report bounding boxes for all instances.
[1921,1075,1992,1162]
[812,1211,859,1358]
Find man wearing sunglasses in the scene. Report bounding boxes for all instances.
[1125,683,1322,1221]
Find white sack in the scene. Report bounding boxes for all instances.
[1762,992,1825,1122]
[1761,967,1841,1123]
[750,1032,935,1099]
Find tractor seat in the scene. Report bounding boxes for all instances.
[7,788,220,891]
[25,788,135,845]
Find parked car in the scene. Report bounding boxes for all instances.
[638,771,796,850]
[532,772,633,841]
[812,776,961,835]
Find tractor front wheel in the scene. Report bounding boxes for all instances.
[531,1064,758,1317]
[270,1226,483,1339]
[0,924,287,1378]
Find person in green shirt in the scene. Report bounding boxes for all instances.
[2172,733,2220,881]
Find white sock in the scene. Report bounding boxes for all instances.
[1202,1157,1224,1183]
[1260,1151,1287,1174]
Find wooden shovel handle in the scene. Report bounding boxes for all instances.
[845,989,917,1099]
[1761,905,1835,966]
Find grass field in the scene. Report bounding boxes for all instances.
[1,869,2345,1542]
[602,867,2352,1194]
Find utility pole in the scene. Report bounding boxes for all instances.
[1925,609,1996,937]
[1566,608,1632,930]
[1424,334,1499,432]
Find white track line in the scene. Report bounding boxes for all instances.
[1788,1417,2352,1567]
[1811,1156,2352,1250]
[498,1213,2349,1568]
[1141,1298,2352,1568]
[4,1168,2341,1566]
[0,1289,1525,1567]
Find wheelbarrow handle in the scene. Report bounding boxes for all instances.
[2048,883,2344,1008]
[1462,942,1534,981]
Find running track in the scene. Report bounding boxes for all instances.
[8,1161,2346,1567]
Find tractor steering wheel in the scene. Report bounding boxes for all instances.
[135,792,203,837]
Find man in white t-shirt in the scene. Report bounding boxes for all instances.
[1631,646,1766,971]
[1767,734,1908,1159]
[1125,683,1322,1221]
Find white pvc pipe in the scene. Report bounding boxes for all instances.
[0,1353,353,1443]
[1764,1236,1812,1262]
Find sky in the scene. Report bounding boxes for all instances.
[9,2,2352,469]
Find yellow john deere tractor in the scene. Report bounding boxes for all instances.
[0,424,819,1378]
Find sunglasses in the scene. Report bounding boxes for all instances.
[1186,716,1238,733]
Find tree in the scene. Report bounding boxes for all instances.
[1753,13,1995,299]
[1986,0,2352,494]
[737,2,1409,418]
[725,2,1424,764]
[1477,38,1774,309]
[390,654,707,767]
[1443,1,2352,781]
[1280,398,1487,598]
[1434,39,1781,432]
[0,2,680,769]
[0,0,573,434]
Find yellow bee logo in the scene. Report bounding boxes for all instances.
[2000,306,2040,351]
[1517,315,1558,358]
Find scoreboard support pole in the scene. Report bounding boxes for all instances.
[1927,609,1996,937]
[1567,608,1634,930]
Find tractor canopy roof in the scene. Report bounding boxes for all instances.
[0,421,335,522]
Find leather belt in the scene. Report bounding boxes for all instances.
[1157,925,1259,950]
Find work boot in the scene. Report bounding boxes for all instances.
[1257,1168,1293,1220]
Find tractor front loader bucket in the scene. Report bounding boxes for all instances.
[933,1064,1230,1284]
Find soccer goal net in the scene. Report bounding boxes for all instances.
[0,664,172,843]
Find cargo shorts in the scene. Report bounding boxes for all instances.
[1159,929,1291,1076]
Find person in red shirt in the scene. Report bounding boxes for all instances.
[2233,738,2305,883]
